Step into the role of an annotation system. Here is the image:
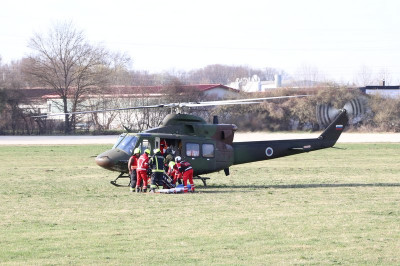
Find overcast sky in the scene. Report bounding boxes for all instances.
[1,0,400,84]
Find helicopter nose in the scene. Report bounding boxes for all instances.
[95,155,114,169]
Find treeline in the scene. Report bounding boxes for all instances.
[1,52,400,134]
[2,82,400,135]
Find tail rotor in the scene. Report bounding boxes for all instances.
[317,97,368,127]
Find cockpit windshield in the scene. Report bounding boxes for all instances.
[114,135,138,155]
[112,133,127,149]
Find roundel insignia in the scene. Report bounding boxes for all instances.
[265,147,273,157]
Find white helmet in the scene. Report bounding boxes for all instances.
[175,156,181,162]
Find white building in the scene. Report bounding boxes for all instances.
[226,74,284,92]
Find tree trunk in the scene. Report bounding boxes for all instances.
[63,97,70,134]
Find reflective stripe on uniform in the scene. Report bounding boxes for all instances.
[184,166,193,171]
[151,155,164,172]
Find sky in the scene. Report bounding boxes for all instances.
[1,0,400,84]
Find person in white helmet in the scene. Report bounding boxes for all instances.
[136,149,150,192]
[175,156,195,193]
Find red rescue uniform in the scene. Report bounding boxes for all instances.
[136,153,149,191]
[167,162,182,185]
[128,155,139,190]
[160,139,168,155]
[129,155,138,171]
[177,160,195,192]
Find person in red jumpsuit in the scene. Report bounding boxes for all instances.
[127,148,141,192]
[175,156,195,193]
[160,139,168,155]
[167,161,182,185]
[136,149,150,192]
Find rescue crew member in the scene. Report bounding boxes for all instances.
[148,149,165,193]
[175,156,195,193]
[167,160,182,185]
[160,139,167,155]
[127,148,140,192]
[164,145,175,171]
[136,149,150,192]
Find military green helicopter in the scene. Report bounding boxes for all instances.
[34,95,349,187]
[92,96,348,186]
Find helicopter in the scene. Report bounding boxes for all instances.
[93,96,349,187]
[33,95,349,187]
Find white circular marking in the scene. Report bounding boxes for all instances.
[265,147,273,157]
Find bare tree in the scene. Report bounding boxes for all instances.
[24,21,112,134]
[375,68,392,85]
[109,52,132,85]
[294,64,324,87]
[355,65,374,86]
[187,64,250,84]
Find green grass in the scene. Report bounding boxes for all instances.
[1,143,400,265]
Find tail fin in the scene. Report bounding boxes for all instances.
[318,109,349,146]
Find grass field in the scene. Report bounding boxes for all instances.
[1,143,400,265]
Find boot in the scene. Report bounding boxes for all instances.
[136,187,141,193]
[130,187,134,192]
[143,188,147,193]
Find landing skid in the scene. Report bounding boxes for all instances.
[110,172,130,187]
[194,176,210,186]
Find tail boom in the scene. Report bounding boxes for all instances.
[232,109,348,165]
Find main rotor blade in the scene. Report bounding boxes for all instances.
[182,95,310,107]
[31,95,311,118]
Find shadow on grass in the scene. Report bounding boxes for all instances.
[199,183,400,193]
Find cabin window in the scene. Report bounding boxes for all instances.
[202,144,214,158]
[186,143,200,157]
